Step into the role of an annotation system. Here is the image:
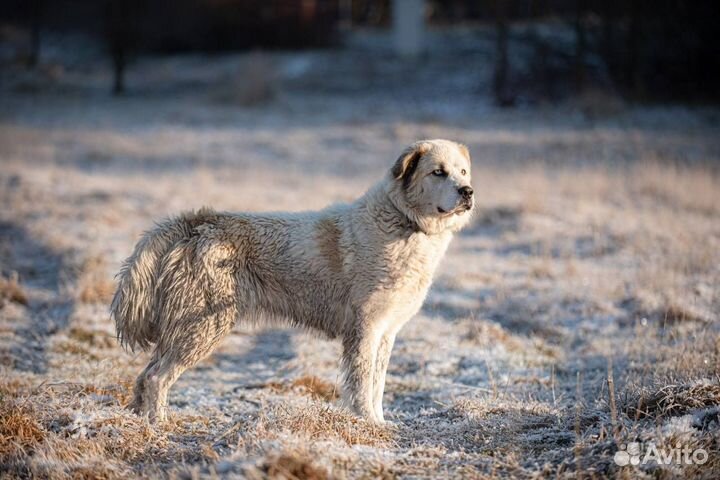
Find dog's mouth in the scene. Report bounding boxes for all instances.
[437,202,472,216]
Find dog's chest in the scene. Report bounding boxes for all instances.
[381,232,451,294]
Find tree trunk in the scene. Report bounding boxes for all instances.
[601,0,614,81]
[28,0,41,67]
[627,0,643,98]
[112,47,125,95]
[106,0,136,95]
[493,0,512,106]
[574,0,587,92]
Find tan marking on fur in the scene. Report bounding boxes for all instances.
[457,143,471,162]
[316,218,343,274]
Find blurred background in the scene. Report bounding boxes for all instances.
[1,0,719,103]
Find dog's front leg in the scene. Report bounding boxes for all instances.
[341,326,381,423]
[372,332,396,423]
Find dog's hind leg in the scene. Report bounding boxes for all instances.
[133,234,242,422]
[142,356,187,422]
[141,306,238,422]
[127,355,159,414]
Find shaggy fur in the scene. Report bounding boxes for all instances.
[111,139,474,423]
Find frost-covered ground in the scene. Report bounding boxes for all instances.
[1,33,720,479]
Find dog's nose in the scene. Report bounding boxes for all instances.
[458,186,474,199]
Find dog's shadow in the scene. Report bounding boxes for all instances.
[1,221,74,373]
[202,329,296,384]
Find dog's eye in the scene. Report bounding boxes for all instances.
[432,169,446,177]
[461,169,467,176]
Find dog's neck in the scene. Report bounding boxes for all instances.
[357,182,421,236]
[360,178,452,237]
[386,195,424,235]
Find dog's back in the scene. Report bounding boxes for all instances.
[112,207,351,354]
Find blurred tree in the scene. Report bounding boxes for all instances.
[1,0,717,100]
[28,0,41,67]
[351,0,390,25]
[493,0,513,106]
[105,0,136,95]
[573,0,586,92]
[626,0,643,99]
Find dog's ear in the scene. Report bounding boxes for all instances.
[391,142,430,182]
[456,143,471,162]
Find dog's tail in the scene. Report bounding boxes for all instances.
[110,207,218,351]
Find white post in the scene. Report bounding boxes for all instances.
[393,0,424,58]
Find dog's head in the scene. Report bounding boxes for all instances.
[389,139,474,235]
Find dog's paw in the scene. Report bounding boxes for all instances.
[126,400,142,416]
[379,419,400,431]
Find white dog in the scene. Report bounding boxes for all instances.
[111,139,474,423]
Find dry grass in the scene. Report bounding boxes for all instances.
[681,433,720,480]
[256,449,330,480]
[0,378,32,398]
[0,273,28,307]
[257,402,395,447]
[462,318,519,348]
[68,327,117,349]
[75,256,115,305]
[52,340,99,360]
[81,381,135,407]
[286,376,339,402]
[246,375,339,402]
[660,304,711,325]
[629,380,720,419]
[0,399,45,463]
[0,377,219,478]
[630,160,720,216]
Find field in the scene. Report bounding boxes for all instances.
[1,43,719,479]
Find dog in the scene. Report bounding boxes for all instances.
[111,139,474,423]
